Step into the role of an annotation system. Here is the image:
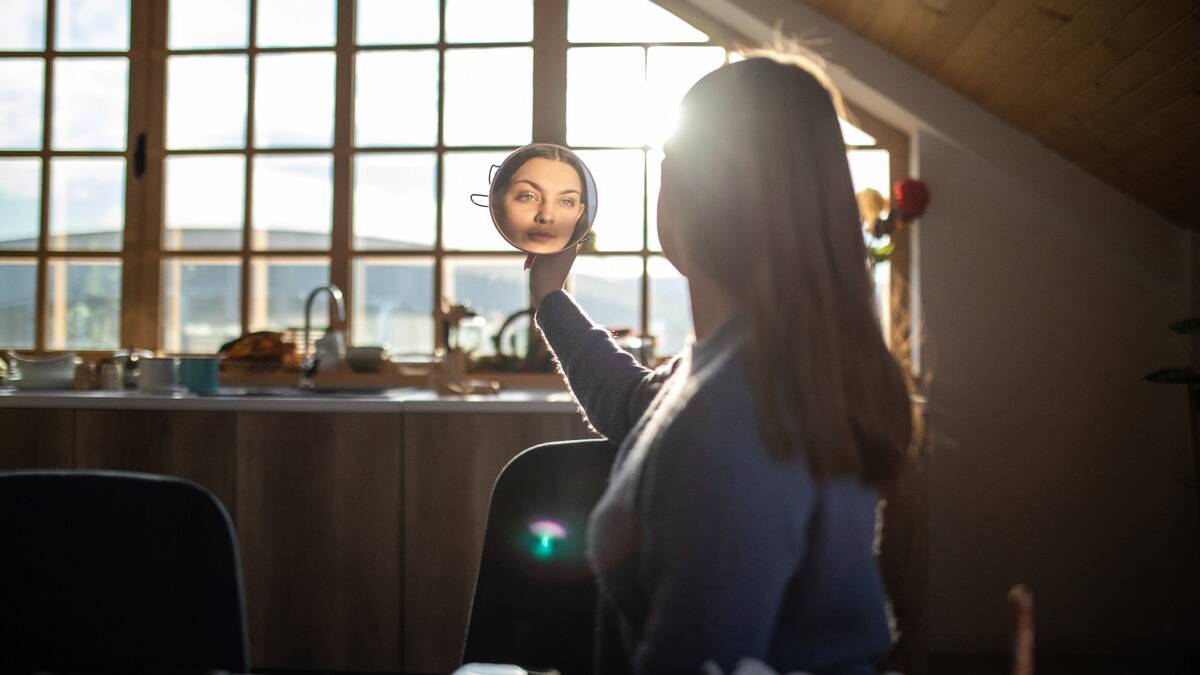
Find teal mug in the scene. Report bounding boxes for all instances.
[178,357,220,395]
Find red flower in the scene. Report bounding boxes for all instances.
[892,179,929,221]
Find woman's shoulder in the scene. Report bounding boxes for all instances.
[648,349,814,496]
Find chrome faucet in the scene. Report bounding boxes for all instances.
[302,284,347,377]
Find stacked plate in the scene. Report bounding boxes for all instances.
[4,351,81,390]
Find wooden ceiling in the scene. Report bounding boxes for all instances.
[795,0,1200,229]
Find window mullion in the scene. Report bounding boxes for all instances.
[123,0,166,351]
[532,0,567,145]
[331,0,355,341]
[34,0,57,351]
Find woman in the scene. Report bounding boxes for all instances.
[492,144,590,255]
[530,53,915,675]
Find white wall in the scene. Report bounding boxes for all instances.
[666,0,1197,655]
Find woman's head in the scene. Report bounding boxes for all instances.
[660,52,914,484]
[492,145,591,255]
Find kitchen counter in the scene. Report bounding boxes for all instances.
[0,386,580,414]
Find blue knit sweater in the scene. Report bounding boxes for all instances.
[535,290,893,675]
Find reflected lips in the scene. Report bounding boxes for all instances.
[527,228,555,242]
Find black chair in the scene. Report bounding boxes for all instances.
[463,438,618,674]
[0,470,249,673]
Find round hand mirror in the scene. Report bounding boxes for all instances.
[485,143,597,257]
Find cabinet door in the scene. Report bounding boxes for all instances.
[402,413,595,674]
[236,412,402,672]
[0,408,75,470]
[74,410,237,511]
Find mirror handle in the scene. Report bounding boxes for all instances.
[523,254,535,271]
[469,193,489,207]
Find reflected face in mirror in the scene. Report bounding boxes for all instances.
[502,157,583,254]
[489,144,596,255]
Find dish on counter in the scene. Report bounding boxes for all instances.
[4,351,81,390]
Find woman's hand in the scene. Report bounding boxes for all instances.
[529,243,578,308]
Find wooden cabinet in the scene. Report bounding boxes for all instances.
[0,403,595,673]
[235,412,403,672]
[0,408,75,470]
[402,413,596,674]
[73,410,237,512]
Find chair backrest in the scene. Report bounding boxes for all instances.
[0,470,249,673]
[463,438,618,674]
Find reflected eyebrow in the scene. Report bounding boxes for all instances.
[513,178,580,197]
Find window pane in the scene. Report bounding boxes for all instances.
[55,0,129,51]
[249,257,329,332]
[45,258,121,350]
[0,58,44,149]
[355,50,438,147]
[443,47,531,147]
[169,0,248,50]
[0,158,41,250]
[255,51,335,148]
[442,150,511,251]
[443,256,527,356]
[49,157,125,251]
[357,0,438,45]
[161,258,241,353]
[568,0,707,43]
[574,149,643,251]
[352,257,434,354]
[256,0,335,48]
[1,0,45,50]
[570,255,641,332]
[164,154,244,250]
[445,0,532,43]
[354,153,436,250]
[567,47,645,147]
[0,260,37,348]
[252,154,332,250]
[166,55,248,150]
[648,255,689,356]
[646,148,662,251]
[52,57,129,150]
[848,148,890,195]
[646,46,724,147]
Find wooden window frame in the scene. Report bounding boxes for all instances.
[2,0,910,362]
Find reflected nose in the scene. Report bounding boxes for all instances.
[534,206,553,224]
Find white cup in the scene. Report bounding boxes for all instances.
[137,357,181,394]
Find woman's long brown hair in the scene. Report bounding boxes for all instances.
[663,53,915,484]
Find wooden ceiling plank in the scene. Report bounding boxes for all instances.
[1075,91,1200,172]
[1034,12,1200,162]
[1045,52,1199,159]
[1090,53,1200,137]
[911,0,997,74]
[964,0,1092,102]
[936,0,1038,90]
[1099,121,1200,191]
[987,0,1143,127]
[1030,0,1194,136]
[890,0,949,65]
[864,0,920,53]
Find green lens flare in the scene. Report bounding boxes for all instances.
[528,519,567,561]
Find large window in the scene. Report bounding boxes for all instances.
[0,0,899,359]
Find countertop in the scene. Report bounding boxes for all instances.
[0,387,581,414]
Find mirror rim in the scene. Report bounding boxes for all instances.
[487,142,598,255]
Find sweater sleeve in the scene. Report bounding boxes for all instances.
[632,388,815,675]
[535,289,680,446]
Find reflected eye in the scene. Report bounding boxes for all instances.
[559,198,577,208]
[514,192,537,202]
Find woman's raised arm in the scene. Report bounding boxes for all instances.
[531,248,681,446]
